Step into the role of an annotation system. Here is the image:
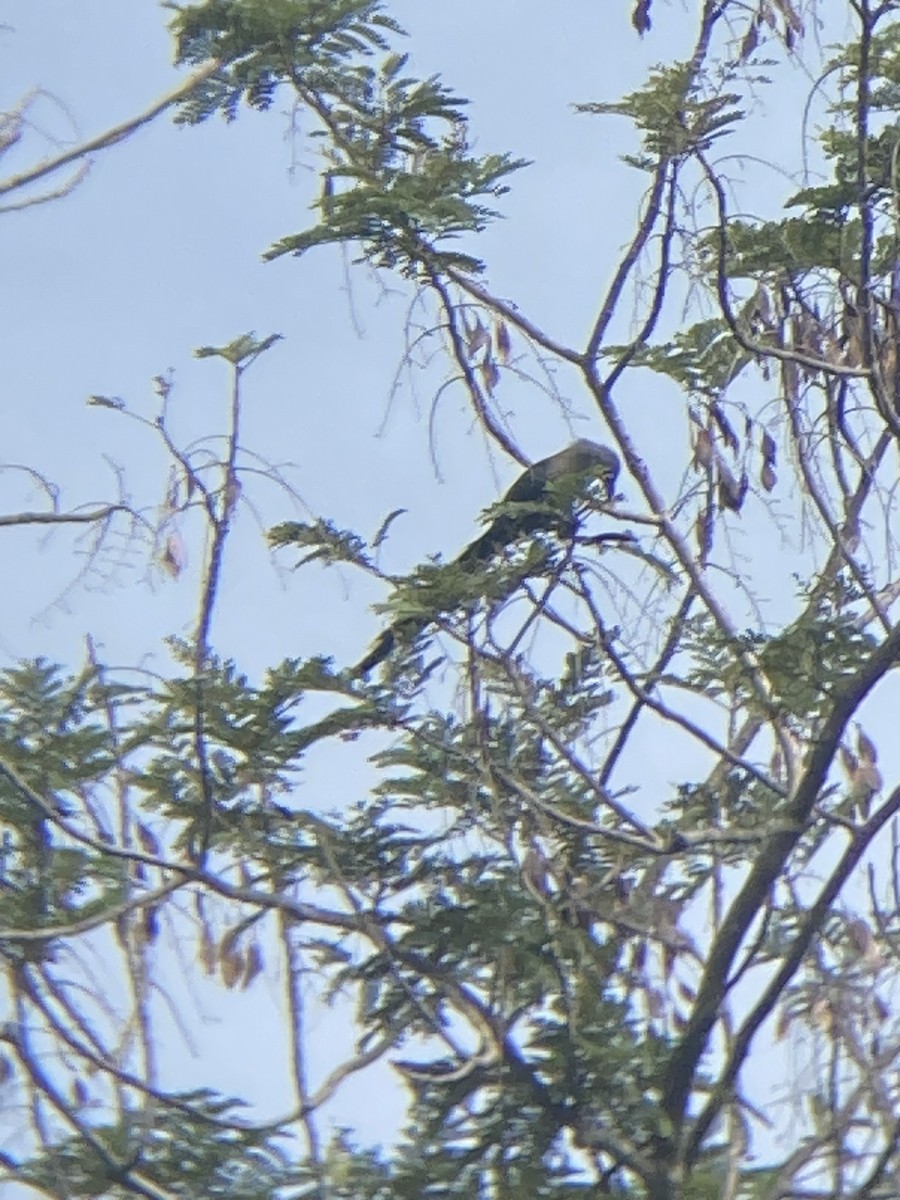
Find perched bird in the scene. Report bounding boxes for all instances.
[354,439,620,677]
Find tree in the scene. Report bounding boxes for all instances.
[4,1,900,1197]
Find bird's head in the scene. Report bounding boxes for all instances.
[562,439,620,499]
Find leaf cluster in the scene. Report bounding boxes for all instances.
[577,60,743,166]
[171,0,526,274]
[18,1091,292,1199]
[682,601,876,722]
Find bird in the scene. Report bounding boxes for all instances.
[353,439,620,677]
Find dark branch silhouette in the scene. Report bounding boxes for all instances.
[355,439,620,676]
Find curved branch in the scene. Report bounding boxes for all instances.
[0,504,131,527]
[687,782,900,1163]
[661,616,900,1132]
[0,60,223,201]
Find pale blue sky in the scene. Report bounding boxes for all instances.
[1,0,811,676]
[0,0,867,1178]
[5,2,809,685]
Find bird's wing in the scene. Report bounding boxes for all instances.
[353,441,619,675]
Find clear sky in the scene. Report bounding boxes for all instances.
[0,0,811,670]
[0,0,870,1179]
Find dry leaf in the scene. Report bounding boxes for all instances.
[845,917,882,969]
[755,285,773,324]
[855,765,882,819]
[522,847,548,899]
[740,20,759,61]
[847,917,874,958]
[840,742,880,818]
[856,724,878,765]
[676,978,697,1004]
[711,402,739,453]
[465,318,490,359]
[810,995,832,1032]
[165,476,180,514]
[145,905,160,943]
[200,928,217,975]
[242,943,264,989]
[495,320,511,362]
[220,926,242,960]
[773,0,803,35]
[881,336,897,381]
[693,428,714,470]
[479,355,500,394]
[717,465,748,512]
[160,532,186,579]
[136,822,159,856]
[694,512,707,551]
[781,357,800,403]
[221,948,244,989]
[632,0,652,35]
[839,744,858,778]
